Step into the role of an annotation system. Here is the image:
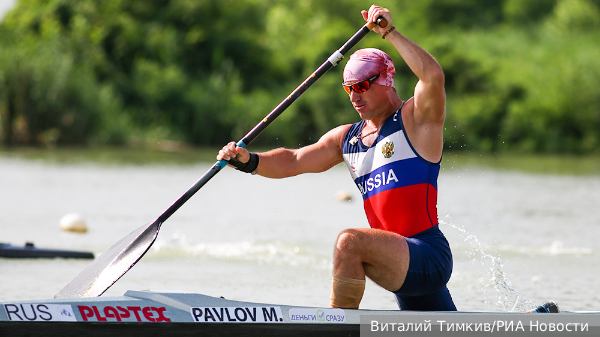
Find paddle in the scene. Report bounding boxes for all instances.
[54,17,388,299]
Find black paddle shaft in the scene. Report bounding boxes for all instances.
[55,17,387,298]
[157,17,387,225]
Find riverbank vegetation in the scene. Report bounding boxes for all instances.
[1,146,599,176]
[1,0,599,154]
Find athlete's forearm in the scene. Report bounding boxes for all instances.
[385,30,444,86]
[255,148,302,179]
[256,145,343,178]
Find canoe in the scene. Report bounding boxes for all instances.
[1,290,598,337]
[0,242,94,259]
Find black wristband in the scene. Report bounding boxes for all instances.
[228,152,259,174]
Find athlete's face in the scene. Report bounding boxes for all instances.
[348,83,390,121]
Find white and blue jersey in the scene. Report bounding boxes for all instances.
[342,107,440,238]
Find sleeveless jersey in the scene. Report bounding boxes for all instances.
[342,108,440,238]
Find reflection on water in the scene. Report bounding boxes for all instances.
[2,147,599,175]
[444,152,600,176]
[0,149,599,312]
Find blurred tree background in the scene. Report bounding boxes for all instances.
[0,0,599,153]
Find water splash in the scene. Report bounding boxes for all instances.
[149,232,332,271]
[442,220,535,312]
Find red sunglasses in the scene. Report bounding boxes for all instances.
[342,68,394,95]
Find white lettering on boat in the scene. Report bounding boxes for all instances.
[4,304,77,322]
[190,307,284,323]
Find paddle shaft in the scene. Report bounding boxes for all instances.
[156,18,386,225]
[53,17,387,299]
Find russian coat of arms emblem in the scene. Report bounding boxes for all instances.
[381,141,394,159]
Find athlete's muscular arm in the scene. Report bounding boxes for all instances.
[363,5,446,162]
[364,6,445,125]
[217,125,350,178]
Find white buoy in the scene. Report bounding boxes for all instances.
[59,213,88,233]
[335,190,353,202]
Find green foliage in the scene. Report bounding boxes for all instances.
[1,0,599,153]
[0,33,123,146]
[443,0,600,154]
[502,0,558,25]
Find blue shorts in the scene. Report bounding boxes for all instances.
[393,226,457,311]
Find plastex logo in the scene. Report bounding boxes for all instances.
[78,305,171,322]
[381,141,394,158]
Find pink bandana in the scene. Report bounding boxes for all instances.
[343,48,395,88]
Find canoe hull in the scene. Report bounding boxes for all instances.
[2,290,598,337]
[0,243,94,259]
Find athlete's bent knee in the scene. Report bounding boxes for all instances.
[334,228,363,253]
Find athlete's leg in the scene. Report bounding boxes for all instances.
[395,286,457,311]
[330,228,410,308]
[392,226,456,310]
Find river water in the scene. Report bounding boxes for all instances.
[1,151,598,312]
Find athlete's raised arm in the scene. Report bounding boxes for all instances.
[363,5,446,163]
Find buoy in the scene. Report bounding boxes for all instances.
[59,213,88,233]
[335,190,353,202]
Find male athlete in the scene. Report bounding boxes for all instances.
[217,5,456,311]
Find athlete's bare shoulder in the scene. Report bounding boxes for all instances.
[317,124,352,152]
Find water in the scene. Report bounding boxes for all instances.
[0,152,598,312]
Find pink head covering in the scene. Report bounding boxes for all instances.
[343,48,395,88]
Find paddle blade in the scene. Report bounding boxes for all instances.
[54,221,161,298]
